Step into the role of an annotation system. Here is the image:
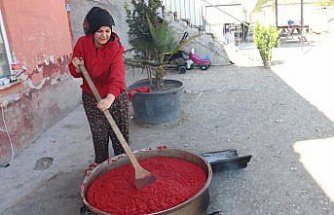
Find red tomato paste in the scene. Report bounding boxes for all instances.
[86,157,207,214]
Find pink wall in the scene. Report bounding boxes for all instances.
[1,0,72,86]
[2,0,72,56]
[0,0,80,165]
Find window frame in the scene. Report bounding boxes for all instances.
[0,9,12,82]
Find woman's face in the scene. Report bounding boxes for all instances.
[94,26,112,47]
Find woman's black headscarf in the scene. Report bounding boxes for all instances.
[83,7,115,35]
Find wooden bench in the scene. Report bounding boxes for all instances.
[277,25,309,42]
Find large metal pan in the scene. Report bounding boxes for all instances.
[81,148,213,215]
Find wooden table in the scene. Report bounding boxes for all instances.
[277,25,309,41]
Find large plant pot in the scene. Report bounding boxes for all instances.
[128,79,184,125]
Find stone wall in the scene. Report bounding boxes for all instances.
[69,0,130,49]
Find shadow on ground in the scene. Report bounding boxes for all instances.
[2,64,334,214]
[2,171,84,215]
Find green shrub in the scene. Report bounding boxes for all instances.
[253,0,270,13]
[316,0,334,6]
[253,22,279,68]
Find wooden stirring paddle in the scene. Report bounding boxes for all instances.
[78,64,155,189]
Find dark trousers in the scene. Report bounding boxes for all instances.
[82,91,129,164]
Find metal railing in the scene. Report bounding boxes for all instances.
[161,0,251,44]
[162,0,205,26]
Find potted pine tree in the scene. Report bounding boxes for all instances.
[124,0,200,125]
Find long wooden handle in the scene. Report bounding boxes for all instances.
[78,65,142,169]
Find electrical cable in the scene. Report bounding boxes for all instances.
[0,104,14,168]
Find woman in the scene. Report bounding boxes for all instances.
[68,7,129,168]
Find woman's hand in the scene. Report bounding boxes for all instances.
[97,94,115,111]
[72,57,84,73]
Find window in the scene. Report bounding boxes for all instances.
[0,10,11,82]
[0,31,10,79]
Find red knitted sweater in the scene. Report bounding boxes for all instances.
[68,33,125,98]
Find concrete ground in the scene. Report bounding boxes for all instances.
[1,31,334,214]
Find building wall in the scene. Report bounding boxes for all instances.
[0,0,81,165]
